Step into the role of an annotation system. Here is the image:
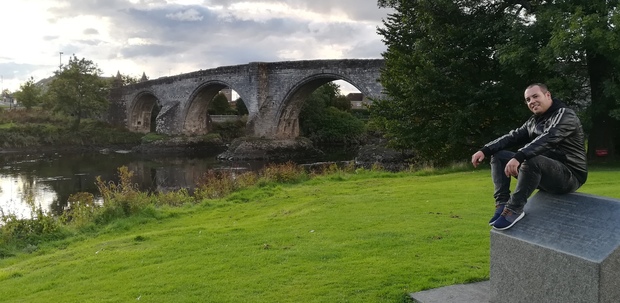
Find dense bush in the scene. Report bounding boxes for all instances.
[299,83,366,145]
[301,107,366,144]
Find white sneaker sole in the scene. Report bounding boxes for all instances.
[492,212,525,231]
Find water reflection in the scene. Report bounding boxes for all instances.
[0,150,268,218]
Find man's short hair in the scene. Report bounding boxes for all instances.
[526,83,548,93]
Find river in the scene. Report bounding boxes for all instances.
[0,147,356,219]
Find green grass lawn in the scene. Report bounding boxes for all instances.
[1,168,619,302]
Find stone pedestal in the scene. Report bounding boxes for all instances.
[490,191,620,303]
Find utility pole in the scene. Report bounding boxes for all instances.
[59,52,63,71]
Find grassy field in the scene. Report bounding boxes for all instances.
[0,167,619,302]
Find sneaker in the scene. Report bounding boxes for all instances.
[492,208,525,230]
[488,204,505,226]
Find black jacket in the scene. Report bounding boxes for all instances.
[480,99,588,185]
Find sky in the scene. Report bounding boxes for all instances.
[0,0,392,94]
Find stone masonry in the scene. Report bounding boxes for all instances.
[107,59,385,139]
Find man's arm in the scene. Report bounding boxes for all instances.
[471,121,530,170]
[512,108,578,163]
[479,121,532,157]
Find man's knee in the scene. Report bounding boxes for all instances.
[519,156,544,173]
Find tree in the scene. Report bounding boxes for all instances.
[497,1,620,160]
[45,55,109,129]
[208,92,231,115]
[299,82,365,144]
[375,0,620,163]
[13,77,42,109]
[117,73,143,85]
[331,95,352,112]
[235,97,248,116]
[373,0,528,165]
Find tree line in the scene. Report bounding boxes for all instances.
[13,55,115,130]
[371,0,620,165]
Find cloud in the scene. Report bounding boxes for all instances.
[83,28,99,35]
[344,39,388,59]
[208,0,392,21]
[77,39,104,46]
[2,0,390,91]
[166,8,204,21]
[120,44,180,58]
[0,62,54,91]
[0,62,40,77]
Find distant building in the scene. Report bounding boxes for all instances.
[219,88,233,102]
[1,93,17,107]
[346,93,371,110]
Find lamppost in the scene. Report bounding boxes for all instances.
[59,52,63,71]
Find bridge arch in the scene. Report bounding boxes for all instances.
[182,80,246,135]
[275,73,367,139]
[129,91,161,133]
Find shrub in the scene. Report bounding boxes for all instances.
[0,206,65,248]
[155,189,196,207]
[260,161,308,184]
[301,107,366,145]
[95,166,150,222]
[60,192,97,228]
[195,170,239,200]
[195,162,310,200]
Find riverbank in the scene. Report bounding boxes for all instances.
[1,168,619,302]
[0,108,413,170]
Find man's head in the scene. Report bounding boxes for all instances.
[524,83,553,115]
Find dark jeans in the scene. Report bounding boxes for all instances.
[490,150,582,212]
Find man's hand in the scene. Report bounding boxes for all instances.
[505,158,521,177]
[471,151,485,168]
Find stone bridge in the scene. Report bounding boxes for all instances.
[107,59,385,139]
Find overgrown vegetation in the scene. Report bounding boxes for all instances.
[0,109,143,148]
[300,82,366,145]
[211,118,248,141]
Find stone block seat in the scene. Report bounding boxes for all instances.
[491,191,620,303]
